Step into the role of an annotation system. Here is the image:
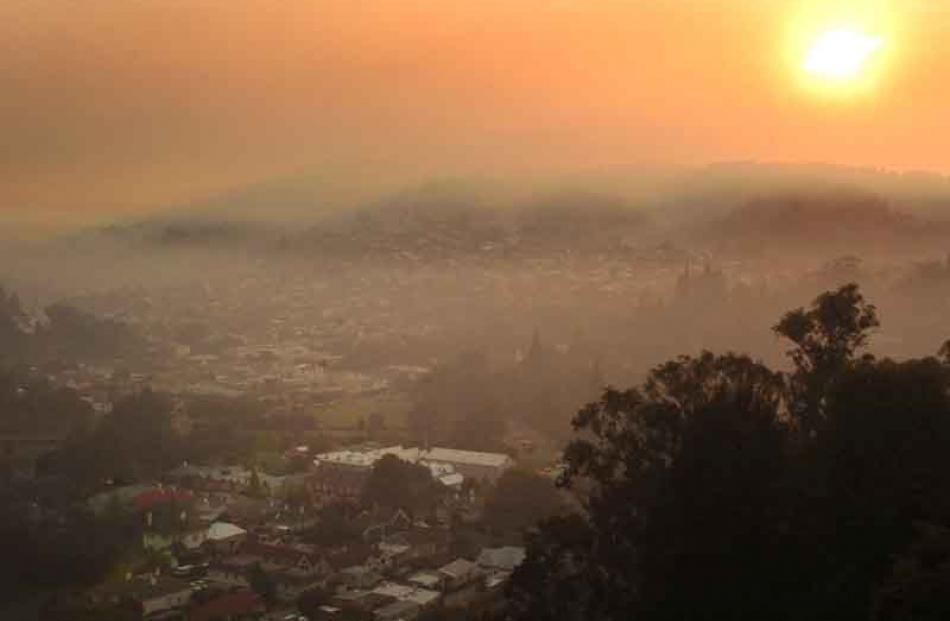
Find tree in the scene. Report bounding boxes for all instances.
[297,586,331,618]
[803,356,950,616]
[361,454,441,516]
[45,388,181,491]
[506,285,950,621]
[939,339,950,365]
[304,502,363,547]
[249,469,264,497]
[248,562,277,606]
[0,367,93,440]
[509,352,791,621]
[874,523,950,621]
[0,285,30,363]
[483,469,565,534]
[40,303,144,363]
[506,514,599,621]
[773,283,879,436]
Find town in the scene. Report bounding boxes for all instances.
[16,425,561,621]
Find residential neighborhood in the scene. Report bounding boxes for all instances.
[48,441,536,620]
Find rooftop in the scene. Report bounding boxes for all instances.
[438,558,480,579]
[422,447,512,468]
[206,521,247,541]
[476,546,526,571]
[314,444,511,477]
[407,572,441,589]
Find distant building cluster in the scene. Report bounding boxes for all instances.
[313,445,514,495]
[69,439,524,620]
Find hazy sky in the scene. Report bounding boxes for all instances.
[2,0,948,229]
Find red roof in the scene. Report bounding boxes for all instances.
[189,590,264,621]
[134,488,194,511]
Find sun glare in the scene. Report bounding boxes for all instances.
[803,28,883,80]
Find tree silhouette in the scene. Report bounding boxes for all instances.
[773,283,879,436]
[506,285,950,621]
[361,454,441,516]
[483,469,565,534]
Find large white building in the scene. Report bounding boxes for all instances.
[313,445,514,487]
[420,447,514,484]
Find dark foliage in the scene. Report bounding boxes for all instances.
[506,284,950,621]
[482,469,566,534]
[361,454,442,516]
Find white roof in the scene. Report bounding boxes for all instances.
[206,521,247,541]
[438,558,479,579]
[314,446,469,483]
[314,445,422,469]
[485,572,511,589]
[407,572,441,588]
[403,588,440,606]
[379,542,411,556]
[314,445,511,471]
[438,473,464,487]
[476,546,526,571]
[422,447,512,468]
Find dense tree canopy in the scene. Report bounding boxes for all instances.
[505,284,950,621]
[482,469,566,534]
[44,389,182,491]
[0,367,93,438]
[361,454,442,516]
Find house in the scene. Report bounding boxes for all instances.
[209,554,259,588]
[338,565,383,590]
[205,521,248,554]
[242,540,328,576]
[373,599,420,621]
[221,496,275,527]
[437,558,485,608]
[308,605,354,621]
[167,465,254,492]
[134,487,194,513]
[376,542,411,572]
[142,527,207,553]
[391,527,451,563]
[94,575,192,618]
[437,558,482,592]
[475,546,526,572]
[311,461,372,502]
[312,446,468,500]
[259,472,312,497]
[362,508,412,543]
[406,572,441,591]
[271,567,329,603]
[211,540,331,601]
[329,589,390,614]
[188,590,264,621]
[328,543,382,576]
[371,582,440,611]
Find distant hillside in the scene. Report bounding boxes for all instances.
[698,189,950,255]
[73,163,950,260]
[293,187,651,260]
[658,162,950,225]
[92,217,285,250]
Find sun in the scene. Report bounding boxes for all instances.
[803,28,883,81]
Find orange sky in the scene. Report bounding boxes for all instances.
[1,1,948,228]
